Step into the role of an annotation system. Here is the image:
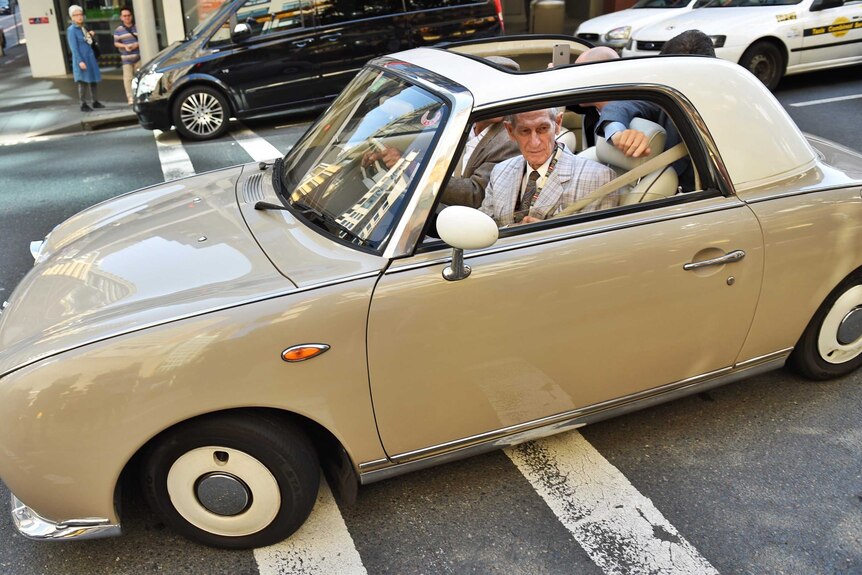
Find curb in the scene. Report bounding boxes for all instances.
[40,109,139,136]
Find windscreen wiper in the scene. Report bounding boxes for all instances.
[291,200,368,246]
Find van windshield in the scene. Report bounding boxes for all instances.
[280,68,448,251]
[189,0,236,38]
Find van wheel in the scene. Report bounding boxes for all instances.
[173,86,230,141]
[142,412,319,549]
[789,272,862,380]
[739,41,783,91]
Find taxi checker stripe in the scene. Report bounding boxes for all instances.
[507,431,719,575]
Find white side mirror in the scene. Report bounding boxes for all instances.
[436,206,498,281]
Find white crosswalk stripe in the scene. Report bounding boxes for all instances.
[507,431,719,575]
[153,129,195,181]
[232,125,283,163]
[254,478,368,575]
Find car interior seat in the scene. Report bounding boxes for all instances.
[577,117,679,205]
[556,111,583,153]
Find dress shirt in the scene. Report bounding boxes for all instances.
[462,124,491,173]
[519,153,554,198]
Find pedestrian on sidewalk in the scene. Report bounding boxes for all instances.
[67,4,103,112]
[113,6,141,105]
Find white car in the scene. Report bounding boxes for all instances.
[575,0,698,51]
[623,0,862,90]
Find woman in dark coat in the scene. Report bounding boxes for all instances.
[67,4,103,112]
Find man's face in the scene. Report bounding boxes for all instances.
[505,110,561,169]
[120,10,133,24]
[71,10,84,24]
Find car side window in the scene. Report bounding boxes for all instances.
[315,0,405,25]
[426,95,713,243]
[209,0,311,46]
[406,0,488,7]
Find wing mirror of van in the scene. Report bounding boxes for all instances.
[232,22,252,42]
[436,206,498,281]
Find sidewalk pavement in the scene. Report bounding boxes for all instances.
[0,43,138,146]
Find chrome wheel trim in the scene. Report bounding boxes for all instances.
[179,92,225,137]
[817,285,862,365]
[167,446,280,537]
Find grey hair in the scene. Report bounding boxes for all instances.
[69,4,84,17]
[505,107,559,127]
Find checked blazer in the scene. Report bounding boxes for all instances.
[441,122,520,208]
[479,148,619,226]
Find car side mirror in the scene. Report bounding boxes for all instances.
[436,206,498,281]
[810,0,843,10]
[232,22,252,42]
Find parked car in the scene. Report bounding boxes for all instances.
[132,0,503,141]
[575,0,698,51]
[622,0,862,90]
[3,35,862,550]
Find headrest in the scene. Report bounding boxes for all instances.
[596,118,666,170]
[561,110,582,131]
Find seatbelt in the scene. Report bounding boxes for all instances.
[555,142,688,218]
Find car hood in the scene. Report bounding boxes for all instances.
[577,7,692,35]
[634,7,786,40]
[0,164,383,377]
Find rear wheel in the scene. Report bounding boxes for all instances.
[142,412,319,549]
[172,86,230,141]
[789,272,862,380]
[739,41,784,91]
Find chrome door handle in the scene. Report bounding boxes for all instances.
[292,40,309,48]
[321,33,341,41]
[683,249,746,271]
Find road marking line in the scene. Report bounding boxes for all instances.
[790,93,862,107]
[254,478,367,575]
[506,431,719,575]
[232,125,282,162]
[153,129,195,181]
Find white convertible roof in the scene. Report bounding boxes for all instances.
[392,47,817,191]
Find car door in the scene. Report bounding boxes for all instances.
[367,195,764,459]
[202,0,322,113]
[800,0,862,66]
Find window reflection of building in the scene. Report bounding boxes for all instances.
[335,149,418,240]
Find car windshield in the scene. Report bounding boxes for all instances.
[280,68,447,251]
[693,0,800,6]
[632,0,691,8]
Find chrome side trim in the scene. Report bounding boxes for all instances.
[359,352,790,485]
[734,348,794,369]
[11,494,121,541]
[387,199,743,275]
[358,458,391,472]
[744,183,859,204]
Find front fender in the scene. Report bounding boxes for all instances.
[0,280,385,524]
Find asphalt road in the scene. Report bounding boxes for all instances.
[0,66,860,575]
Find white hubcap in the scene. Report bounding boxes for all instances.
[167,446,280,537]
[817,285,862,365]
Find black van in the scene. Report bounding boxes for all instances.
[133,0,503,140]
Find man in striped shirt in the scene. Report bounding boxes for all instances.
[113,7,141,105]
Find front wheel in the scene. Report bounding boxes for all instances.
[172,86,230,141]
[739,41,784,91]
[789,272,862,380]
[142,412,319,549]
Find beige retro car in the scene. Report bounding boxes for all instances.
[1,36,861,550]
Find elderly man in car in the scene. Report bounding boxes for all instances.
[479,107,619,226]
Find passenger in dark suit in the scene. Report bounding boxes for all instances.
[441,119,520,208]
[365,56,521,208]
